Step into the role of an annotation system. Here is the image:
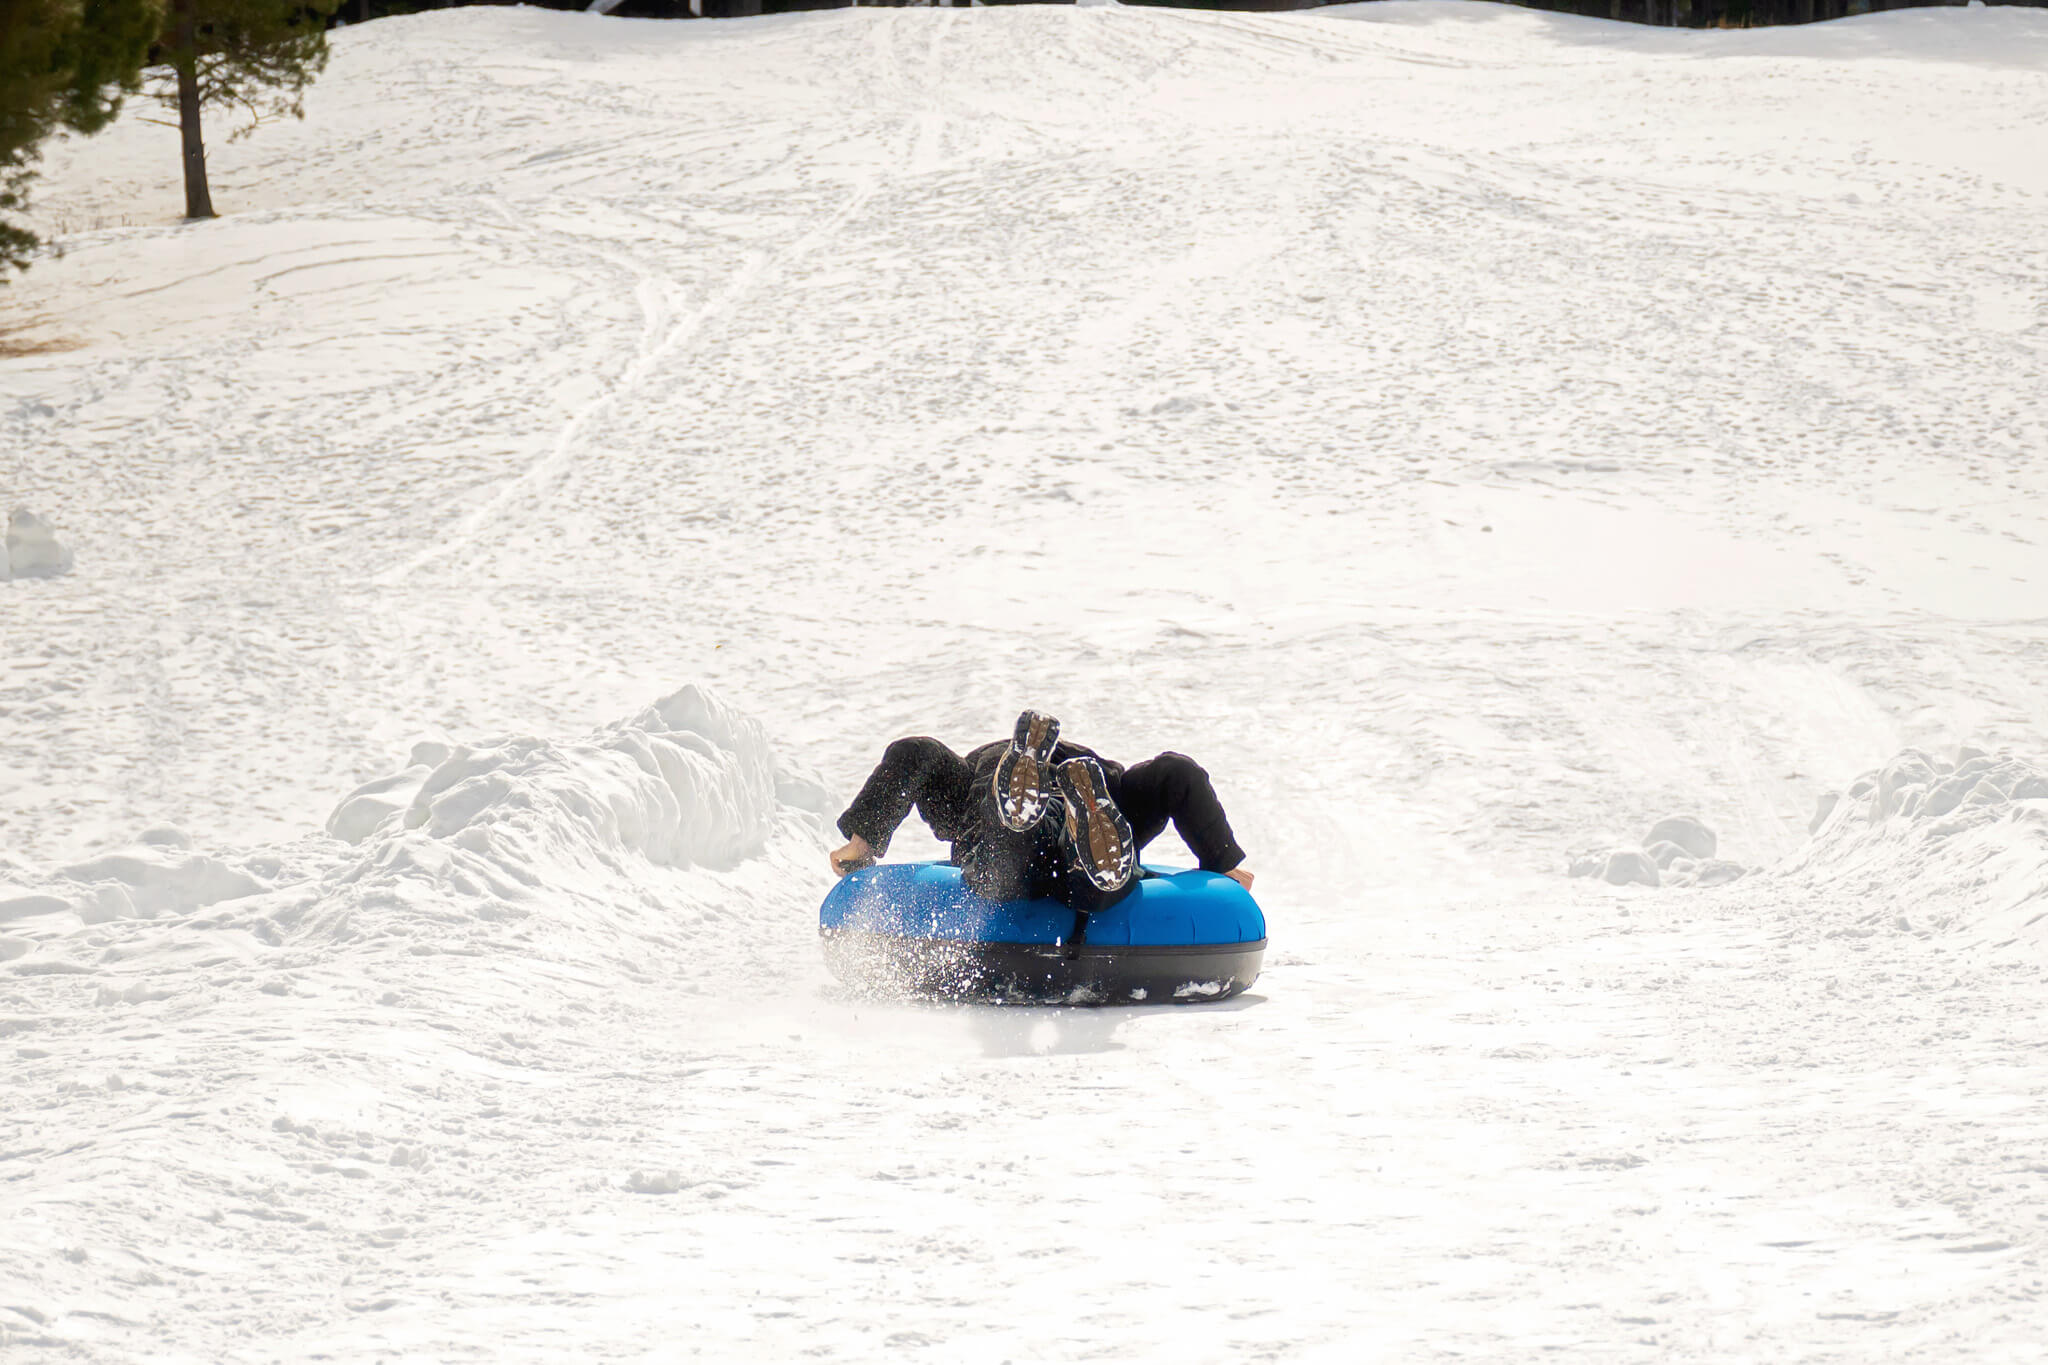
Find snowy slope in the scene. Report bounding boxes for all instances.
[3,3,2047,1359]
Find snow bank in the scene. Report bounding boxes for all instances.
[1569,751,2048,943]
[2,830,271,927]
[331,683,786,873]
[3,685,827,976]
[57,844,268,920]
[3,509,73,579]
[1781,748,2048,946]
[265,683,830,963]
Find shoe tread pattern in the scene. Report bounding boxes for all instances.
[1059,758,1135,892]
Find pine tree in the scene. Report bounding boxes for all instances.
[149,0,341,221]
[1,0,158,276]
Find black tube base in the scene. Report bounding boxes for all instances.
[821,931,1264,1006]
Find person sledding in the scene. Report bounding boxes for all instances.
[828,710,1253,914]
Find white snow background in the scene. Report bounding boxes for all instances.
[3,2,2047,1358]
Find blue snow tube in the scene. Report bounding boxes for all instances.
[819,862,1266,1004]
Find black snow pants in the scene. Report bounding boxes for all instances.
[836,735,1246,914]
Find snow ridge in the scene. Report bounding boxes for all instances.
[1783,747,2048,946]
[332,684,784,869]
[1,685,827,975]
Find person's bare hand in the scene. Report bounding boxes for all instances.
[1224,867,1254,891]
[830,835,875,877]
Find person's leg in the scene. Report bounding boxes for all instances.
[959,750,1065,902]
[837,737,977,856]
[969,813,1137,915]
[959,714,1072,902]
[1111,752,1247,873]
[959,825,1062,902]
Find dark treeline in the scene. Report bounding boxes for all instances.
[1484,0,2037,26]
[328,0,2043,26]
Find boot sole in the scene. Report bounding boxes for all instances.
[993,712,1060,831]
[1059,759,1135,892]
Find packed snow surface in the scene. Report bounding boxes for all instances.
[4,2,2048,1359]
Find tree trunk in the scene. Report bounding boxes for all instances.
[173,0,215,221]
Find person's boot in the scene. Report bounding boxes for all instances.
[992,710,1061,832]
[1055,755,1136,893]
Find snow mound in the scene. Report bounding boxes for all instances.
[4,685,826,982]
[1,842,270,926]
[57,846,269,920]
[329,684,781,876]
[3,509,73,579]
[275,681,832,965]
[1783,748,2048,946]
[1568,814,1747,890]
